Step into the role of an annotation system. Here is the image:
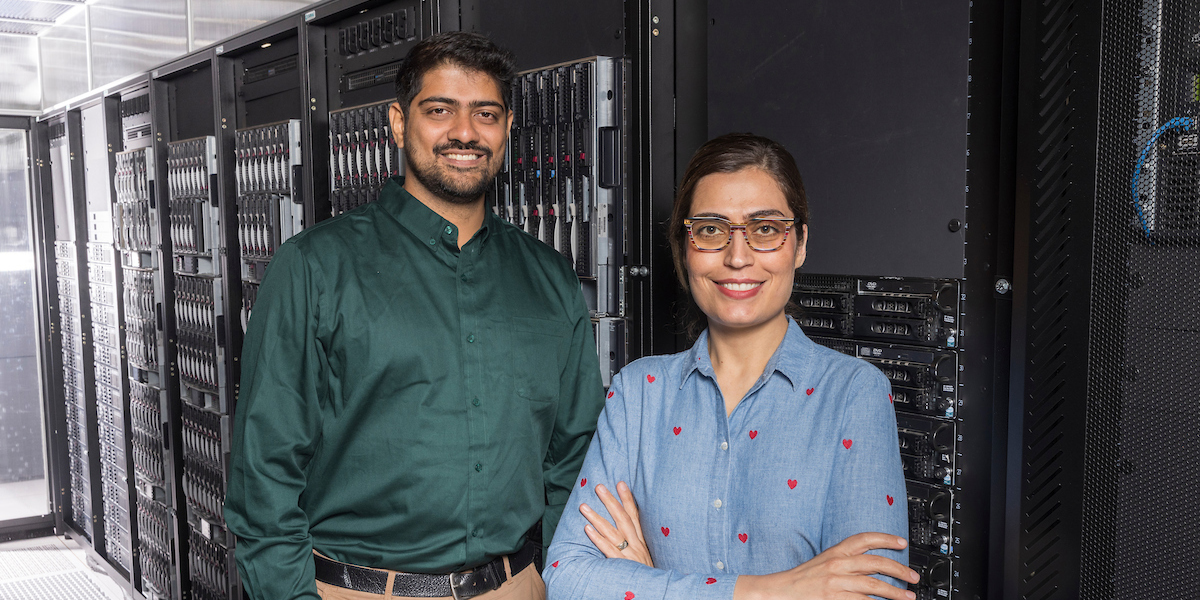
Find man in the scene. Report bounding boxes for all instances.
[225,32,606,600]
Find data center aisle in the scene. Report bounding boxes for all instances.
[0,536,127,600]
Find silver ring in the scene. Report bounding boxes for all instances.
[616,540,629,551]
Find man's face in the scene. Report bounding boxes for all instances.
[390,64,513,205]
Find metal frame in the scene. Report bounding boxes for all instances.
[1,114,59,541]
[1006,0,1105,598]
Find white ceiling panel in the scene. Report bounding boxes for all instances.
[89,0,187,89]
[192,0,312,48]
[38,6,85,108]
[0,34,39,111]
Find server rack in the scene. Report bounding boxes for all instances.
[302,0,431,223]
[213,19,309,342]
[483,56,628,384]
[150,49,236,600]
[80,94,138,582]
[115,76,180,600]
[45,113,96,545]
[705,1,1016,598]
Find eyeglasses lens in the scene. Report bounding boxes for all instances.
[690,219,787,251]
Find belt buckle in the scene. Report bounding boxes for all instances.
[448,563,498,600]
[448,571,476,600]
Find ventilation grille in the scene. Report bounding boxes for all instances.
[124,124,151,142]
[1018,1,1085,599]
[244,55,298,85]
[1086,0,1200,598]
[343,60,403,92]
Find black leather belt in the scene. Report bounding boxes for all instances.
[314,537,540,599]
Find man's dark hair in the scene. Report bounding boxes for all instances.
[394,32,517,114]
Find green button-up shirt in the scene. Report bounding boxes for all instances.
[225,179,605,600]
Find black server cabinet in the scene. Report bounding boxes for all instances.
[707,1,1016,599]
[463,0,642,384]
[150,50,239,600]
[303,0,434,221]
[1009,1,1200,599]
[114,76,179,600]
[213,18,309,383]
[40,111,102,548]
[33,100,148,595]
[79,94,139,584]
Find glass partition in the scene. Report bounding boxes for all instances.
[0,128,49,521]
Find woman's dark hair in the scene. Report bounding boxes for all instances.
[668,132,810,293]
[394,32,517,115]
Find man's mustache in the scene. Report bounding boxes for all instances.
[432,141,493,159]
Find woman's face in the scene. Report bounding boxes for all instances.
[685,168,807,335]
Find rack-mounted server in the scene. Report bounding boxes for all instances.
[491,57,624,316]
[794,274,961,600]
[236,119,304,327]
[165,130,238,600]
[487,56,627,385]
[87,241,132,574]
[115,96,176,596]
[327,101,400,216]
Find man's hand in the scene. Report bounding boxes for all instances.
[734,532,920,600]
[579,481,654,568]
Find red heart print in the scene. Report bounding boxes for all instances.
[625,593,635,600]
[748,430,758,439]
[888,393,894,404]
[661,527,670,536]
[738,533,748,543]
[842,439,853,449]
[806,388,814,395]
[705,578,717,584]
[673,426,681,436]
[787,479,797,489]
[552,561,559,568]
[887,495,894,506]
[580,478,587,487]
[647,374,656,383]
[607,391,614,399]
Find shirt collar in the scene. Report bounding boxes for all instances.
[679,317,812,391]
[377,177,493,253]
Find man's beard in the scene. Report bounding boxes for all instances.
[404,134,500,205]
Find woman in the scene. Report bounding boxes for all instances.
[543,133,917,600]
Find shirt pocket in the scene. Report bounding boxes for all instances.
[509,315,571,405]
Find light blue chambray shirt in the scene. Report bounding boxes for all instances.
[544,318,908,599]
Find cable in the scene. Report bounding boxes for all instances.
[1131,116,1195,240]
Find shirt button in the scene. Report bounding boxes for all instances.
[720,442,729,451]
[428,238,436,246]
[472,529,480,538]
[445,225,453,235]
[712,499,722,508]
[472,398,481,407]
[467,334,475,343]
[475,463,483,472]
[715,561,725,570]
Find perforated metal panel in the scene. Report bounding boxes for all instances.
[1084,1,1200,598]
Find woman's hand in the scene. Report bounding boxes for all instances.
[579,481,654,568]
[733,533,920,600]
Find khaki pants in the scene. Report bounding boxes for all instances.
[314,553,546,600]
